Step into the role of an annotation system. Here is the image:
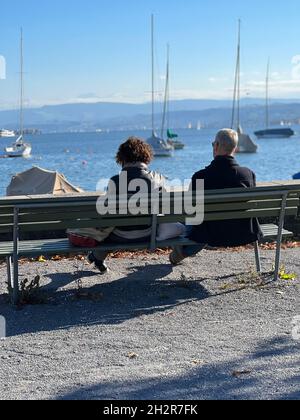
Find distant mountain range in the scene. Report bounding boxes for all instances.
[1,99,300,132]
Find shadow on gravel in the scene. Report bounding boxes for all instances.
[45,271,100,291]
[1,264,211,337]
[58,336,300,401]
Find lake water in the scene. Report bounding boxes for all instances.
[1,128,299,195]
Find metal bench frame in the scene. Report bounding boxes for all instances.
[1,185,299,305]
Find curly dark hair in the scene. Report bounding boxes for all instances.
[116,137,153,166]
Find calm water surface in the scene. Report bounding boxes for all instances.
[0,128,299,195]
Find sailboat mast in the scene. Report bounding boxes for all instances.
[161,44,169,138]
[237,19,241,129]
[231,20,241,130]
[151,14,155,136]
[266,59,270,129]
[20,27,24,138]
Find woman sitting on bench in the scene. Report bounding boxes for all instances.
[70,137,184,274]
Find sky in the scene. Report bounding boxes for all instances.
[1,0,300,110]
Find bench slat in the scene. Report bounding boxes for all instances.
[0,197,297,225]
[0,224,293,257]
[0,206,298,235]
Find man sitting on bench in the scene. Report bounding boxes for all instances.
[170,128,263,265]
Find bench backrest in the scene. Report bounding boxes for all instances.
[0,184,299,236]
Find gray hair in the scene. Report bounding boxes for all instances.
[215,129,238,153]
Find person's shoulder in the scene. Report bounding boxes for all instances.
[235,164,256,185]
[145,170,166,188]
[236,165,256,177]
[192,166,210,180]
[190,168,209,190]
[110,174,119,183]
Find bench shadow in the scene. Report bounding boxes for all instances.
[57,336,300,400]
[3,264,211,337]
[43,271,100,292]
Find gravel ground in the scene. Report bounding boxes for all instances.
[0,248,300,401]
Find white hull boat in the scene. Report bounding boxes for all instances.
[237,127,258,153]
[4,29,32,159]
[237,133,258,153]
[5,136,31,158]
[231,21,258,154]
[148,16,174,159]
[0,129,15,138]
[167,139,185,150]
[147,134,173,157]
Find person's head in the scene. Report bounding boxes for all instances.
[116,137,153,167]
[212,129,239,158]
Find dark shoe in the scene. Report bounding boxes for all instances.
[88,252,109,275]
[169,246,186,266]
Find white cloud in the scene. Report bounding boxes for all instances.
[271,72,281,80]
[0,55,6,79]
[208,76,229,83]
[244,77,300,98]
[291,55,300,80]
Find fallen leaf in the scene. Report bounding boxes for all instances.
[127,352,138,359]
[51,255,64,261]
[38,256,47,263]
[232,370,252,378]
[279,268,297,281]
[219,283,232,290]
[191,360,205,366]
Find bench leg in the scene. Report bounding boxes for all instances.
[274,234,283,282]
[12,207,20,305]
[12,256,19,306]
[254,242,262,273]
[6,257,13,289]
[150,214,158,251]
[274,192,288,282]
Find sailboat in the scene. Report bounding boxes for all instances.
[167,131,185,150]
[161,45,185,150]
[0,129,15,138]
[147,15,173,158]
[254,61,294,139]
[293,172,300,180]
[4,29,31,158]
[231,20,258,154]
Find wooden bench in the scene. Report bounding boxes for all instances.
[0,182,300,305]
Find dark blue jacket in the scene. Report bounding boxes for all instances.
[189,156,263,247]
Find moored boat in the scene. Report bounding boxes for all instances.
[147,16,174,159]
[4,29,32,158]
[254,128,294,139]
[167,139,185,150]
[231,20,258,154]
[255,60,295,139]
[236,126,258,154]
[293,172,300,180]
[147,133,173,157]
[0,129,15,138]
[5,135,31,158]
[161,46,185,151]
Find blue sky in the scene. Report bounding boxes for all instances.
[0,0,300,109]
